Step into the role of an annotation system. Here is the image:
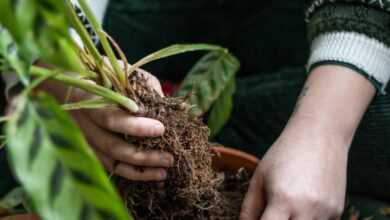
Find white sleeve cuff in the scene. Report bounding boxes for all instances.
[307,32,390,94]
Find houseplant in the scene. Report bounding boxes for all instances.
[0,0,248,219]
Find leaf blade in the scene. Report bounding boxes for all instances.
[177,51,240,117]
[128,44,225,75]
[207,78,236,138]
[6,93,131,220]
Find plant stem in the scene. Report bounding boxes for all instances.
[64,0,101,64]
[62,98,115,111]
[64,0,113,88]
[22,70,59,96]
[64,86,74,104]
[30,66,139,112]
[102,31,129,77]
[77,0,127,86]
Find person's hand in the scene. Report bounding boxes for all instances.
[240,117,349,220]
[39,65,174,181]
[240,65,376,220]
[71,69,174,181]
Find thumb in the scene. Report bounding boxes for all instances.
[240,172,266,220]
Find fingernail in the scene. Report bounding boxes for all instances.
[153,123,164,135]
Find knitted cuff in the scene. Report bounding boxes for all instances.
[308,32,390,94]
[305,0,390,20]
[307,3,390,47]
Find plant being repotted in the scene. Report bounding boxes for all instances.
[0,0,258,219]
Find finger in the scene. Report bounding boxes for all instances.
[292,214,317,220]
[115,163,168,181]
[292,206,320,220]
[137,68,164,97]
[240,173,266,220]
[329,215,342,220]
[314,209,341,220]
[78,112,174,167]
[111,57,164,97]
[89,107,165,137]
[94,148,115,172]
[260,205,290,220]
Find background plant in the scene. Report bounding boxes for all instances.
[0,0,239,219]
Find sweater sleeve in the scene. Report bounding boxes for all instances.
[70,0,110,46]
[305,1,390,94]
[70,0,109,25]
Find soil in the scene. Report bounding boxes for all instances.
[121,73,251,219]
[122,169,250,220]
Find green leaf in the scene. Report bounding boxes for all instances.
[176,50,240,116]
[62,98,116,111]
[0,0,83,72]
[0,0,22,42]
[128,44,225,75]
[207,78,236,138]
[5,93,131,220]
[0,28,31,85]
[0,187,25,212]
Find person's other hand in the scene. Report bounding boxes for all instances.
[240,118,348,220]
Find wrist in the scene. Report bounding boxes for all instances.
[283,65,376,150]
[283,112,354,151]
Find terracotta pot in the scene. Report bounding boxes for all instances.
[0,214,40,220]
[212,146,259,172]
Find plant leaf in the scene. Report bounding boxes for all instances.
[0,0,22,42]
[0,28,31,85]
[207,77,236,138]
[5,93,131,220]
[176,50,240,116]
[0,187,25,213]
[62,98,116,111]
[128,44,225,75]
[0,0,83,72]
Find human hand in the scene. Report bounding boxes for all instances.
[240,65,376,220]
[38,65,174,181]
[71,69,175,181]
[240,117,349,220]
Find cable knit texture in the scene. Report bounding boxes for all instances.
[306,0,390,92]
[69,0,108,46]
[306,0,390,20]
[307,3,390,47]
[308,32,390,93]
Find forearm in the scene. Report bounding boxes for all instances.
[284,65,375,148]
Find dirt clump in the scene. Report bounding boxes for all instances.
[121,73,250,219]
